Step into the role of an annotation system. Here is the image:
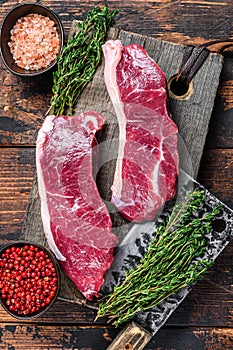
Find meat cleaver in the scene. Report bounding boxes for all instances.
[100,169,233,350]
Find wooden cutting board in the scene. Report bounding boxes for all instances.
[21,25,223,307]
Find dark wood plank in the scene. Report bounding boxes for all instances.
[0,300,97,324]
[44,0,233,44]
[0,324,119,350]
[198,148,233,209]
[0,67,52,146]
[0,148,36,242]
[0,324,232,350]
[2,0,233,44]
[206,57,233,149]
[146,327,233,350]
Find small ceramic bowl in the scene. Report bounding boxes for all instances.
[0,3,64,76]
[0,240,61,319]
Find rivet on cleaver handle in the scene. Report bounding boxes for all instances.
[103,170,233,350]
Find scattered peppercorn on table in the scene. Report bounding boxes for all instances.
[0,1,233,349]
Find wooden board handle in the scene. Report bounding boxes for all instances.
[107,322,152,350]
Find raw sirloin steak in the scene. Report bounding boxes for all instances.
[102,40,179,222]
[36,112,118,300]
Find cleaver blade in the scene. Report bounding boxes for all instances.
[101,170,233,350]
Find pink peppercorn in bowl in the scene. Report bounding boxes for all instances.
[0,3,64,77]
[0,241,61,319]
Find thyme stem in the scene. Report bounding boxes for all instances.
[96,190,222,327]
[48,6,118,116]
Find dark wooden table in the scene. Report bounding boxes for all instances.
[1,1,233,349]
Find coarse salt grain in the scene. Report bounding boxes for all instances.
[8,13,61,71]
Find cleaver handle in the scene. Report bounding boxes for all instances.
[107,321,152,350]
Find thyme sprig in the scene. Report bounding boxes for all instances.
[96,190,221,327]
[48,6,118,116]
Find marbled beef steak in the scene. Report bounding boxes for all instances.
[36,112,118,300]
[103,40,179,222]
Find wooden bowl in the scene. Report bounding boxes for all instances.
[0,3,64,76]
[0,241,61,319]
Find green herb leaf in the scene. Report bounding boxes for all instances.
[96,189,222,327]
[48,6,118,116]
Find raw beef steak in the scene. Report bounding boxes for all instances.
[36,112,118,300]
[102,40,179,222]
